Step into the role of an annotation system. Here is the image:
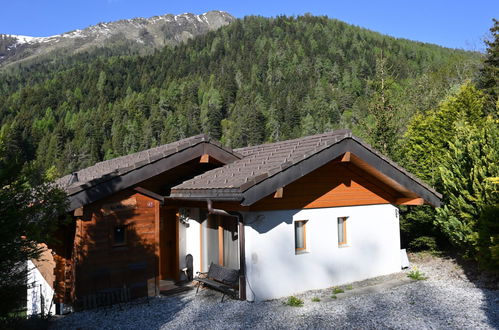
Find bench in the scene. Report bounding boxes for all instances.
[194,263,239,302]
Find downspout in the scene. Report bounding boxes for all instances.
[206,199,246,301]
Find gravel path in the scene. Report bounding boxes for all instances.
[50,255,499,329]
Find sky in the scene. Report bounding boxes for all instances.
[0,0,497,51]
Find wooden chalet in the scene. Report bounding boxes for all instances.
[37,130,441,311]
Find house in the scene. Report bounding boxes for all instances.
[33,130,441,313]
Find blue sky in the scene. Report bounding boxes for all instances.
[1,0,496,51]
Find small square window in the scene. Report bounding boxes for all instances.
[337,217,348,246]
[294,220,308,253]
[113,225,127,246]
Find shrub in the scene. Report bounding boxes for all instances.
[409,236,438,252]
[311,297,320,302]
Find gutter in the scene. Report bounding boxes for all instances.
[206,199,246,301]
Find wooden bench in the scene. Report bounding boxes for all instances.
[194,263,239,302]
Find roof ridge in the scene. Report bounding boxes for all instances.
[235,129,352,155]
[56,133,232,191]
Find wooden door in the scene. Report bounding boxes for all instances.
[161,208,179,280]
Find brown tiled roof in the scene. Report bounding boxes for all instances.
[170,130,442,206]
[172,130,352,191]
[56,134,239,195]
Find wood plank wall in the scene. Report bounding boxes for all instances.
[251,162,399,211]
[72,190,159,301]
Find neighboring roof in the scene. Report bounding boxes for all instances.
[170,130,442,207]
[58,134,241,210]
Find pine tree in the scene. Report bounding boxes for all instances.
[363,54,398,157]
[478,19,499,111]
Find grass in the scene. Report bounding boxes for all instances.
[331,295,338,299]
[332,287,344,294]
[407,266,427,280]
[345,285,353,290]
[284,296,304,307]
[311,297,321,302]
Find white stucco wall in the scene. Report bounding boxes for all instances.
[244,204,401,301]
[178,208,202,279]
[26,260,56,316]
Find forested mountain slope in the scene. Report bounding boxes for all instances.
[0,15,480,176]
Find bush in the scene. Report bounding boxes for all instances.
[409,236,438,252]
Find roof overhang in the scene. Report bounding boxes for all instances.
[66,142,240,211]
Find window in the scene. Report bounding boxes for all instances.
[201,214,239,271]
[113,225,127,246]
[337,217,348,246]
[294,220,308,253]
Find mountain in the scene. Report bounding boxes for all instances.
[0,14,480,175]
[0,10,235,68]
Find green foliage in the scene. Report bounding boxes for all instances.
[436,116,499,259]
[0,133,68,318]
[311,297,321,302]
[345,285,353,290]
[478,19,499,111]
[409,236,438,252]
[332,287,344,294]
[284,296,304,307]
[407,266,427,280]
[331,295,338,299]
[399,205,443,251]
[477,202,499,271]
[361,53,399,158]
[0,15,477,176]
[402,83,487,186]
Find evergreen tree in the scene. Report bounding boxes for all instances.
[0,132,67,320]
[362,54,399,157]
[402,83,486,186]
[436,116,498,261]
[478,19,499,111]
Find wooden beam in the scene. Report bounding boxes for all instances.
[395,197,424,205]
[134,187,165,204]
[200,154,210,163]
[274,187,284,198]
[341,152,351,162]
[73,207,83,217]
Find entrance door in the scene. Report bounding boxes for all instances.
[161,208,178,280]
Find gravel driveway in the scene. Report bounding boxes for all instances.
[50,255,499,329]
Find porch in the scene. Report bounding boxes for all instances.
[157,205,244,299]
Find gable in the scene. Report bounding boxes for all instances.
[251,160,402,211]
[61,135,241,211]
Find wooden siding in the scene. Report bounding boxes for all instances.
[72,190,159,301]
[250,162,399,211]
